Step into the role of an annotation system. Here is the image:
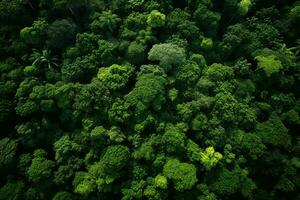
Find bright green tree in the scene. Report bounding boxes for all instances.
[163,159,197,191]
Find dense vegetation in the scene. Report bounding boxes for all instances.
[0,0,300,199]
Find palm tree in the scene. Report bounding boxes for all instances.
[91,11,121,33]
[30,49,59,69]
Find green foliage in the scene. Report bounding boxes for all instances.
[27,149,55,182]
[94,39,119,66]
[0,99,13,124]
[143,185,165,200]
[176,59,203,87]
[0,0,26,21]
[15,100,39,117]
[0,0,299,199]
[125,65,167,119]
[194,4,221,37]
[24,65,39,76]
[201,38,213,51]
[127,41,147,65]
[0,180,24,200]
[90,11,121,33]
[162,123,186,153]
[52,191,73,200]
[154,174,168,189]
[168,88,178,101]
[97,64,135,90]
[0,138,18,170]
[133,135,159,161]
[235,130,266,160]
[73,172,95,195]
[282,109,300,125]
[121,180,145,200]
[200,147,223,170]
[52,0,90,15]
[46,19,77,49]
[30,49,59,69]
[108,99,130,123]
[77,145,130,193]
[256,114,291,148]
[205,63,234,82]
[20,19,48,46]
[53,135,81,163]
[210,167,256,197]
[148,43,186,71]
[186,140,202,163]
[62,56,96,83]
[163,159,198,191]
[255,54,283,77]
[191,113,209,131]
[147,10,166,28]
[238,0,252,15]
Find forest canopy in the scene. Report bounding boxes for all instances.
[0,0,300,199]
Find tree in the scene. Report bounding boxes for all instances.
[0,138,18,171]
[90,11,121,34]
[255,113,291,148]
[108,98,131,123]
[163,159,198,191]
[194,4,221,37]
[255,54,283,77]
[27,149,55,182]
[232,130,266,160]
[73,32,99,56]
[186,139,202,163]
[162,123,186,153]
[238,0,252,15]
[209,167,256,198]
[0,99,13,126]
[201,38,214,51]
[148,43,186,72]
[0,0,300,199]
[0,180,24,200]
[127,41,147,65]
[52,191,73,200]
[154,175,168,189]
[73,171,95,195]
[281,109,300,125]
[54,163,81,186]
[30,49,59,69]
[93,39,119,66]
[143,185,166,200]
[176,58,204,88]
[61,56,97,83]
[133,134,160,161]
[205,63,234,82]
[121,180,146,200]
[147,10,166,28]
[53,0,90,18]
[73,79,112,117]
[46,19,77,49]
[0,0,27,21]
[200,146,223,170]
[222,23,252,56]
[15,99,39,117]
[122,12,148,34]
[191,113,209,132]
[75,145,130,194]
[125,65,167,118]
[20,19,48,46]
[212,91,238,124]
[97,63,135,91]
[53,135,81,164]
[95,145,130,177]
